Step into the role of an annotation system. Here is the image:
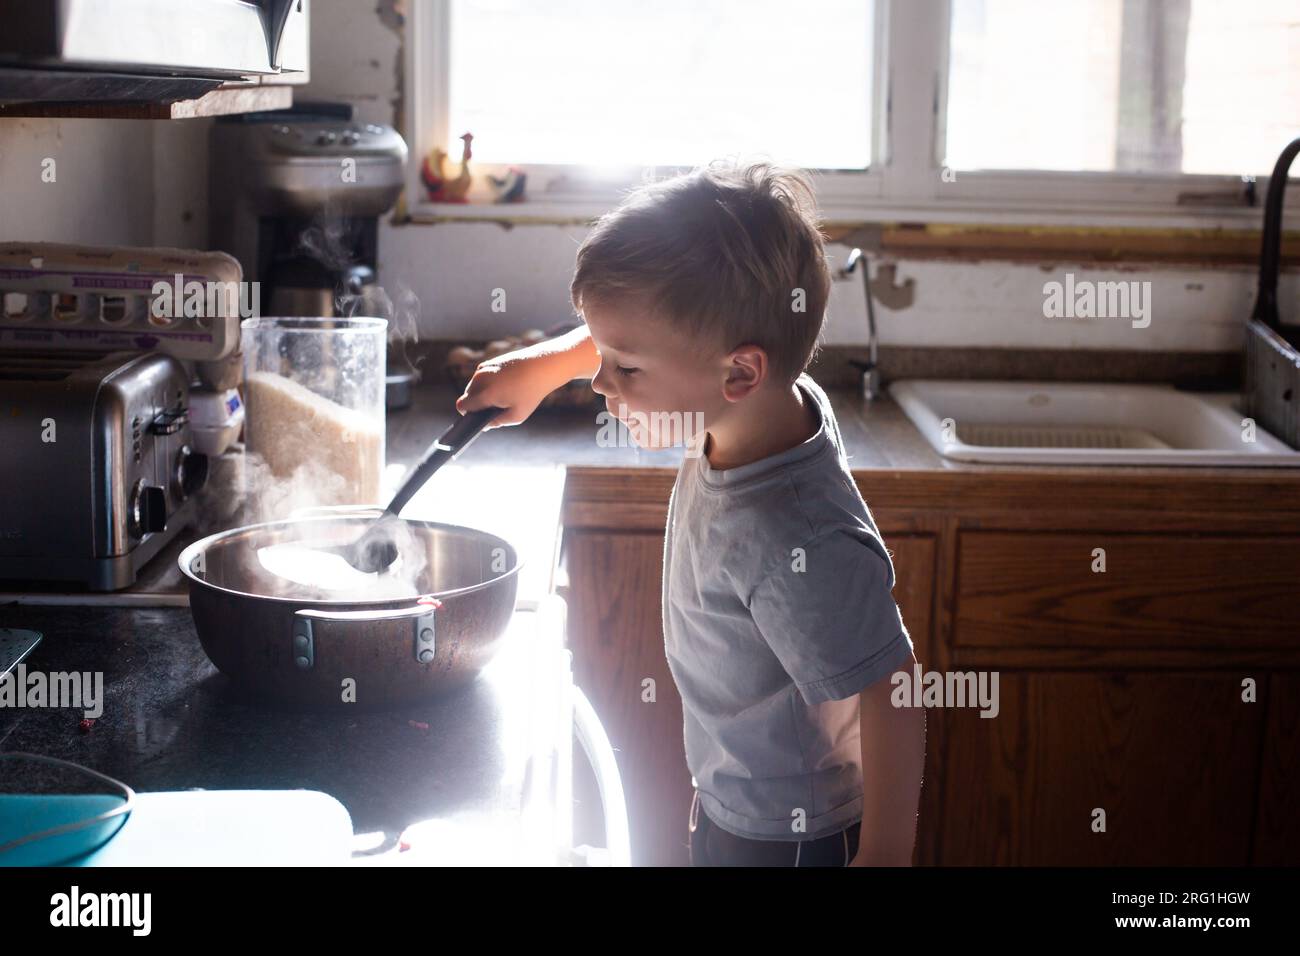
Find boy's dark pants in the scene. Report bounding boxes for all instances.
[688,789,861,866]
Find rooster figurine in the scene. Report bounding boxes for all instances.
[420,132,474,203]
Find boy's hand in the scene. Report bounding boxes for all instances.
[456,326,599,428]
[456,348,553,428]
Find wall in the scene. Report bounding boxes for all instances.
[0,114,210,251]
[301,0,1300,352]
[0,118,157,246]
[151,120,211,250]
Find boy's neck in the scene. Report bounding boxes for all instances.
[703,380,818,472]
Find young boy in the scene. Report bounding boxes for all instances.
[458,161,925,867]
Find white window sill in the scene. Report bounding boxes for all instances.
[404,198,617,224]
[401,194,1292,232]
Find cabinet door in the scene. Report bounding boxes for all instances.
[565,529,690,866]
[939,672,1264,865]
[883,535,940,864]
[1254,673,1300,864]
[888,535,936,667]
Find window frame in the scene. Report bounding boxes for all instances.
[404,0,1295,229]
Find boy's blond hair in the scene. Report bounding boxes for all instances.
[570,161,831,385]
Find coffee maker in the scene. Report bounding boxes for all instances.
[209,101,407,320]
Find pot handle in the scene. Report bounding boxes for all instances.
[292,599,442,669]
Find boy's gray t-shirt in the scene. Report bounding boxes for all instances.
[663,373,913,841]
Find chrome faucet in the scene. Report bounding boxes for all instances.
[837,247,881,401]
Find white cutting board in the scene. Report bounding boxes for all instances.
[71,790,353,866]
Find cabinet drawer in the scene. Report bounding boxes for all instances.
[954,532,1299,649]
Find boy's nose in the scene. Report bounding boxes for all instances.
[590,367,614,399]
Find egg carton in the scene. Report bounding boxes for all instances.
[0,242,243,361]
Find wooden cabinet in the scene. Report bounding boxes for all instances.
[879,534,941,866]
[939,672,1264,865]
[561,471,943,866]
[953,532,1299,649]
[1255,673,1300,863]
[562,466,1300,866]
[564,529,690,867]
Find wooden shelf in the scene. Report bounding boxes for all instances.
[0,85,292,120]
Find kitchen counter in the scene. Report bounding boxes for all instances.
[400,381,1300,479]
[0,603,573,864]
[387,381,931,470]
[0,385,582,863]
[7,374,1298,608]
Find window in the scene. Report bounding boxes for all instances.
[447,0,876,169]
[945,0,1300,176]
[405,0,1300,226]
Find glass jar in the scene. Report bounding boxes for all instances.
[241,317,387,512]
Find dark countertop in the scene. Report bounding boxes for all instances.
[0,384,578,861]
[386,381,932,470]
[388,383,687,469]
[0,604,565,858]
[7,375,1293,610]
[402,381,1299,477]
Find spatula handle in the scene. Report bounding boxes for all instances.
[386,406,502,517]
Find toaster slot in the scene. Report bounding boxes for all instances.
[0,349,100,380]
[0,368,72,381]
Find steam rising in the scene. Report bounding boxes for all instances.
[189,202,434,602]
[295,203,426,379]
[339,281,424,380]
[196,452,433,602]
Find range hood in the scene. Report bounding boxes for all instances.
[0,0,308,104]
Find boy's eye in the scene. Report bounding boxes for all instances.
[616,366,639,376]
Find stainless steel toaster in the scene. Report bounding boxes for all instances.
[0,349,208,590]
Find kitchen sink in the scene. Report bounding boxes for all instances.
[890,380,1300,467]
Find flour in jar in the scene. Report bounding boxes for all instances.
[244,371,383,508]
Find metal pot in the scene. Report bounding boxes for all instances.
[178,514,521,710]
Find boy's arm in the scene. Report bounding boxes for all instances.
[457,325,600,427]
[851,654,926,867]
[530,324,601,381]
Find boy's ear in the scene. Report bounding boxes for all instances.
[722,344,767,402]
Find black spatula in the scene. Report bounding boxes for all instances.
[329,405,501,573]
